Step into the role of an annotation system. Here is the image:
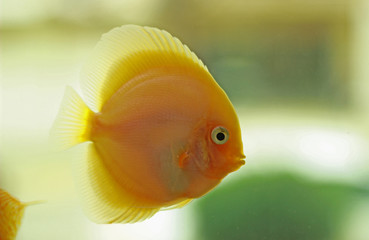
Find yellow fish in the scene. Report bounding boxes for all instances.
[0,188,41,240]
[51,25,245,224]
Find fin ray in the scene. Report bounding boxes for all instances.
[161,199,193,211]
[78,143,160,223]
[50,86,93,150]
[81,25,210,112]
[0,189,26,240]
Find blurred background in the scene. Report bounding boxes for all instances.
[1,0,369,239]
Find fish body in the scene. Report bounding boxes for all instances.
[52,25,245,223]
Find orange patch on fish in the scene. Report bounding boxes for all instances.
[51,25,245,224]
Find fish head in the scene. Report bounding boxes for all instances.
[198,82,246,180]
[204,121,245,180]
[184,104,245,198]
[191,98,245,181]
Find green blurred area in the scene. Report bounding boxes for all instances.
[1,0,369,240]
[195,172,369,240]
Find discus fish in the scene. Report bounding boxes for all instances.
[0,188,42,240]
[51,25,245,224]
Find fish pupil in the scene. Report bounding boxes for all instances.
[216,132,225,141]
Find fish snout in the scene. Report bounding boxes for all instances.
[227,154,246,172]
[205,153,246,179]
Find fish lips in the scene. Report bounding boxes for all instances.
[205,153,246,179]
[228,154,246,172]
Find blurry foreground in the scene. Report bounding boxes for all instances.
[1,0,369,239]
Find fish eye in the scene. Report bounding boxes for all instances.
[211,126,229,145]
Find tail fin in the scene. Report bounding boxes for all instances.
[50,86,94,150]
[0,188,26,240]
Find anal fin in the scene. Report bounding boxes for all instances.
[78,143,160,224]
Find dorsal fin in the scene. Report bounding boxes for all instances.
[80,25,210,112]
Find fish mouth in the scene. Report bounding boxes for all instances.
[238,153,246,164]
[228,154,246,172]
[203,153,246,180]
